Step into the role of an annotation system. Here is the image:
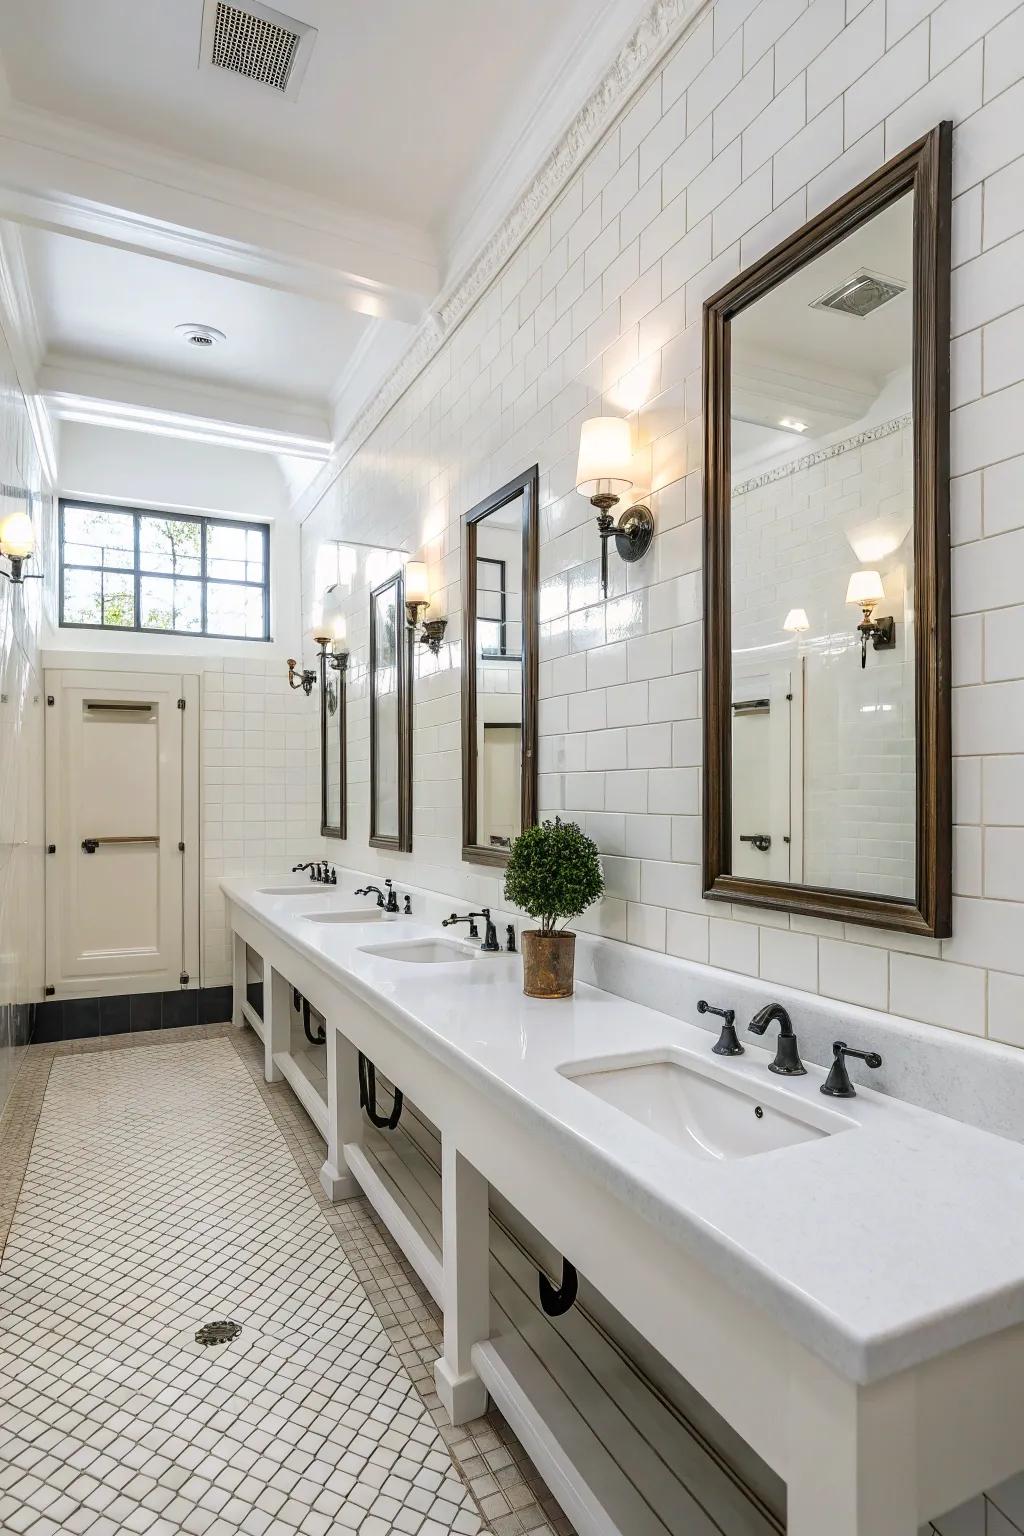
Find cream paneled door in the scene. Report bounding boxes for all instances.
[45,671,200,997]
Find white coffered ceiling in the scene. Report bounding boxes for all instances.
[0,0,654,490]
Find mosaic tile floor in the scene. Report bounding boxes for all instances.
[0,1034,487,1536]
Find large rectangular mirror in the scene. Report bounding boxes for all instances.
[319,645,346,839]
[703,124,951,936]
[461,466,538,865]
[370,570,412,851]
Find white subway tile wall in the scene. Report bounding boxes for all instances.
[200,658,320,987]
[299,0,1024,1054]
[0,324,49,1114]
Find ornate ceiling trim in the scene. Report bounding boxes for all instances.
[304,0,712,521]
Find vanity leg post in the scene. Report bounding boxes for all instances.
[434,1140,490,1425]
[321,1027,362,1201]
[263,964,291,1084]
[787,1359,918,1536]
[231,930,246,1030]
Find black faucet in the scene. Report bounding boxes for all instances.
[443,908,500,951]
[383,879,400,914]
[697,999,743,1056]
[293,862,318,882]
[355,884,388,908]
[748,1002,806,1075]
[317,861,336,884]
[821,1040,882,1097]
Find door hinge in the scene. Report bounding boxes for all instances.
[178,841,185,852]
[44,985,55,997]
[177,697,186,709]
[46,694,54,706]
[180,971,190,987]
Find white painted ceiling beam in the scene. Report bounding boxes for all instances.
[40,355,332,460]
[0,105,439,322]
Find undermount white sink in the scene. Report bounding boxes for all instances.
[258,884,332,896]
[560,1050,850,1161]
[304,909,395,924]
[359,938,475,965]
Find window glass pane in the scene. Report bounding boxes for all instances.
[140,576,202,633]
[62,506,134,569]
[206,523,266,583]
[139,515,202,576]
[101,571,135,628]
[63,568,102,625]
[207,582,265,638]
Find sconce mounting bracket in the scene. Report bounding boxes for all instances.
[611,503,655,564]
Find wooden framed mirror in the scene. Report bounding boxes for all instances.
[461,465,539,865]
[703,124,952,937]
[319,643,347,839]
[369,569,412,851]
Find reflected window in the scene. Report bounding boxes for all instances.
[59,500,270,640]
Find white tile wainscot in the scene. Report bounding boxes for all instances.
[223,870,1024,1536]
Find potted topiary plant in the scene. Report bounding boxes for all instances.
[503,817,604,998]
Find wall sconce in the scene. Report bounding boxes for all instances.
[783,608,809,633]
[322,615,349,676]
[286,656,317,695]
[289,617,351,696]
[404,559,448,654]
[846,571,895,668]
[575,417,654,597]
[0,510,42,585]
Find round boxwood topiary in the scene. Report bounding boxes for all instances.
[503,817,604,936]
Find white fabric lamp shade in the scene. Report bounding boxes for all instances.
[783,608,810,633]
[404,560,430,606]
[576,417,634,498]
[846,570,885,608]
[0,510,34,559]
[310,623,333,646]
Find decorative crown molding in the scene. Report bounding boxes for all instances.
[731,415,913,499]
[298,0,712,523]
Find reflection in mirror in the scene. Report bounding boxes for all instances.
[319,639,347,839]
[731,192,915,898]
[370,571,411,850]
[462,467,538,865]
[704,125,951,936]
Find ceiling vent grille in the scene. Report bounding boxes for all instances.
[200,1,316,98]
[811,269,908,319]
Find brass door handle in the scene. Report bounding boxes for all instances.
[81,836,160,852]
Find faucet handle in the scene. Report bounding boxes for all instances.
[697,999,743,1056]
[821,1041,883,1098]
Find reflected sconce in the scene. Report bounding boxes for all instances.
[0,510,41,586]
[783,608,810,634]
[575,417,654,597]
[846,571,895,668]
[404,559,448,654]
[317,618,348,720]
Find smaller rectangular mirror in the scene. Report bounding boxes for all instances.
[461,466,538,865]
[319,646,347,839]
[370,570,412,851]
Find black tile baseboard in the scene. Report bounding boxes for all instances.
[32,985,233,1044]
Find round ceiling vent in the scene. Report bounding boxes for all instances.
[176,323,226,348]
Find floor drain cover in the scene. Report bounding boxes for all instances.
[194,1319,242,1347]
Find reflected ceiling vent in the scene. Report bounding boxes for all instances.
[811,269,907,319]
[199,0,317,99]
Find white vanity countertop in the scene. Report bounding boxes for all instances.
[223,876,1024,1385]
